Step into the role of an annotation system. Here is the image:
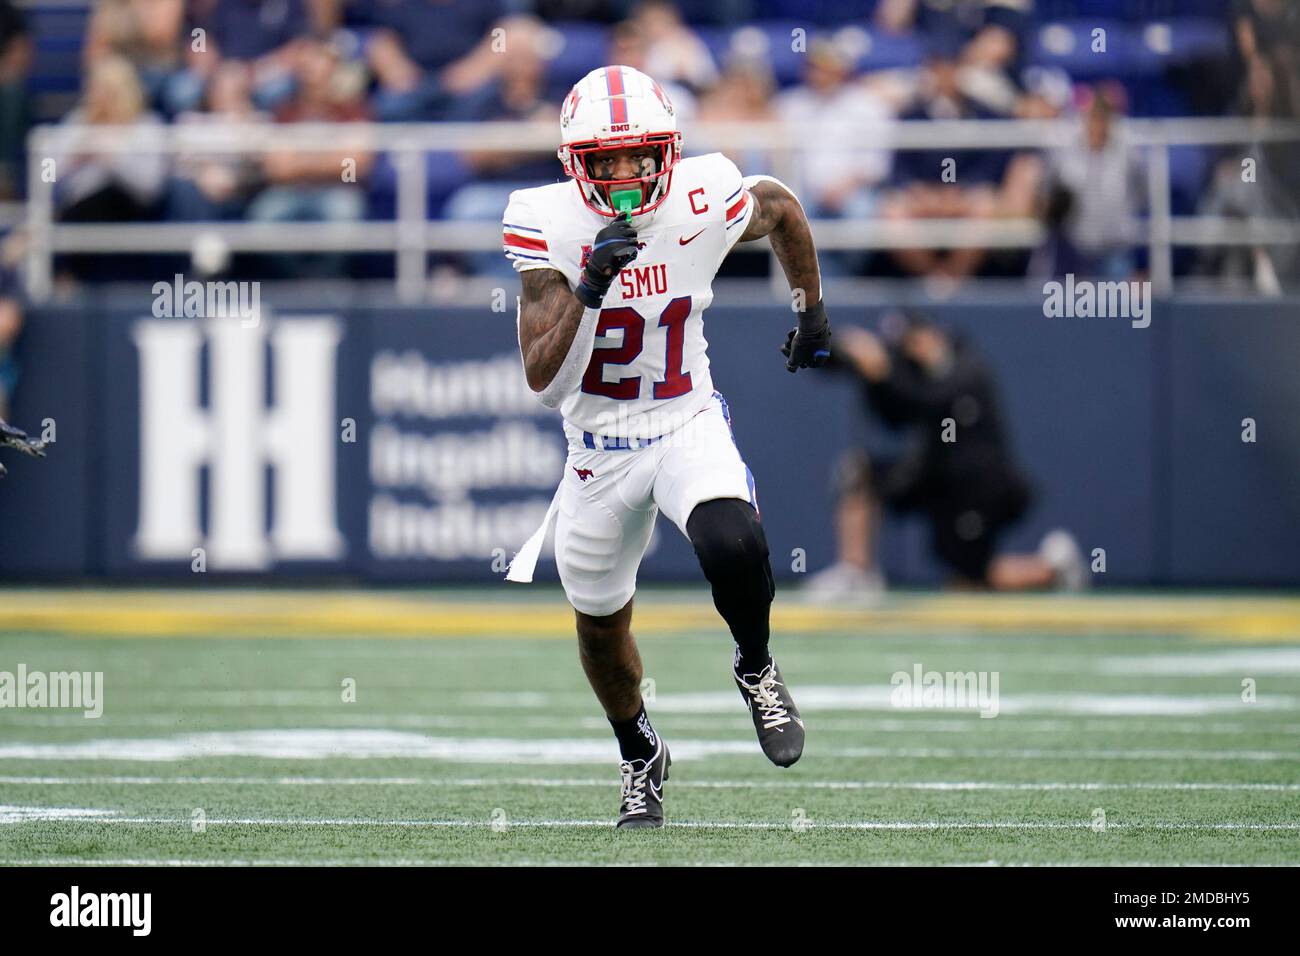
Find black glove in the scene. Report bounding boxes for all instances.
[575,217,640,309]
[780,299,833,373]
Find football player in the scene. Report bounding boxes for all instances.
[503,66,831,828]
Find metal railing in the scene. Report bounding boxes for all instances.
[23,116,1300,301]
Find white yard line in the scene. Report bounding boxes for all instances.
[652,687,1300,716]
[3,813,1299,831]
[17,686,1293,716]
[831,746,1300,761]
[2,775,1298,793]
[0,806,120,822]
[1,730,1297,763]
[6,714,1298,736]
[0,857,640,867]
[0,858,1281,867]
[1099,649,1300,675]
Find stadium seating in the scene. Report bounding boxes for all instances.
[7,0,1267,282]
[23,2,91,122]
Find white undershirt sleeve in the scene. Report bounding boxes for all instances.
[520,299,603,410]
[741,173,805,210]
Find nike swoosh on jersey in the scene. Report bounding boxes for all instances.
[678,229,707,245]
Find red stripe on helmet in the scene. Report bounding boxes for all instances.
[605,67,628,125]
[650,79,671,112]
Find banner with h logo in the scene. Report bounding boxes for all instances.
[131,315,345,570]
[84,303,699,580]
[2,299,1297,585]
[88,306,370,577]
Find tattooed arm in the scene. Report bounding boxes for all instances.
[517,268,590,394]
[737,177,832,373]
[517,214,640,402]
[739,178,822,306]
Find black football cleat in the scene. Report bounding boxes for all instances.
[734,658,805,768]
[615,738,671,829]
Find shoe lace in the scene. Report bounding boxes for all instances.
[619,760,649,815]
[745,670,791,730]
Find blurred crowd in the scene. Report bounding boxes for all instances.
[0,0,1295,286]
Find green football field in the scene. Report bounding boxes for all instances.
[1,588,1298,866]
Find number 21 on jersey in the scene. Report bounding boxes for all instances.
[581,296,693,401]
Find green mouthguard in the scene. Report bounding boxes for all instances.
[610,188,641,219]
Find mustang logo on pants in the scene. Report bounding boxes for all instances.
[573,467,595,482]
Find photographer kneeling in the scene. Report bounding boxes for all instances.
[808,311,1085,597]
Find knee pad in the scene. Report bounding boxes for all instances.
[686,497,775,603]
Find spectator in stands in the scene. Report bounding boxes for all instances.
[629,0,719,95]
[185,0,312,112]
[84,0,187,113]
[878,38,998,280]
[444,19,559,275]
[245,37,373,275]
[444,18,557,133]
[0,0,30,200]
[697,55,778,174]
[530,0,623,23]
[606,18,697,120]
[306,0,344,34]
[189,0,309,63]
[362,0,508,121]
[877,0,1032,45]
[777,40,892,220]
[878,34,1030,282]
[48,55,168,233]
[776,38,891,274]
[168,62,269,221]
[1234,0,1299,119]
[1040,83,1143,280]
[957,10,1031,116]
[806,310,1085,598]
[0,251,22,420]
[878,1,1032,117]
[1196,47,1299,288]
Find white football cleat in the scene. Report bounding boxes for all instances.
[1040,529,1088,591]
[803,561,885,602]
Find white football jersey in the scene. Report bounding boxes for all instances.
[504,153,755,439]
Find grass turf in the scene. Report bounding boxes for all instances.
[0,588,1297,865]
